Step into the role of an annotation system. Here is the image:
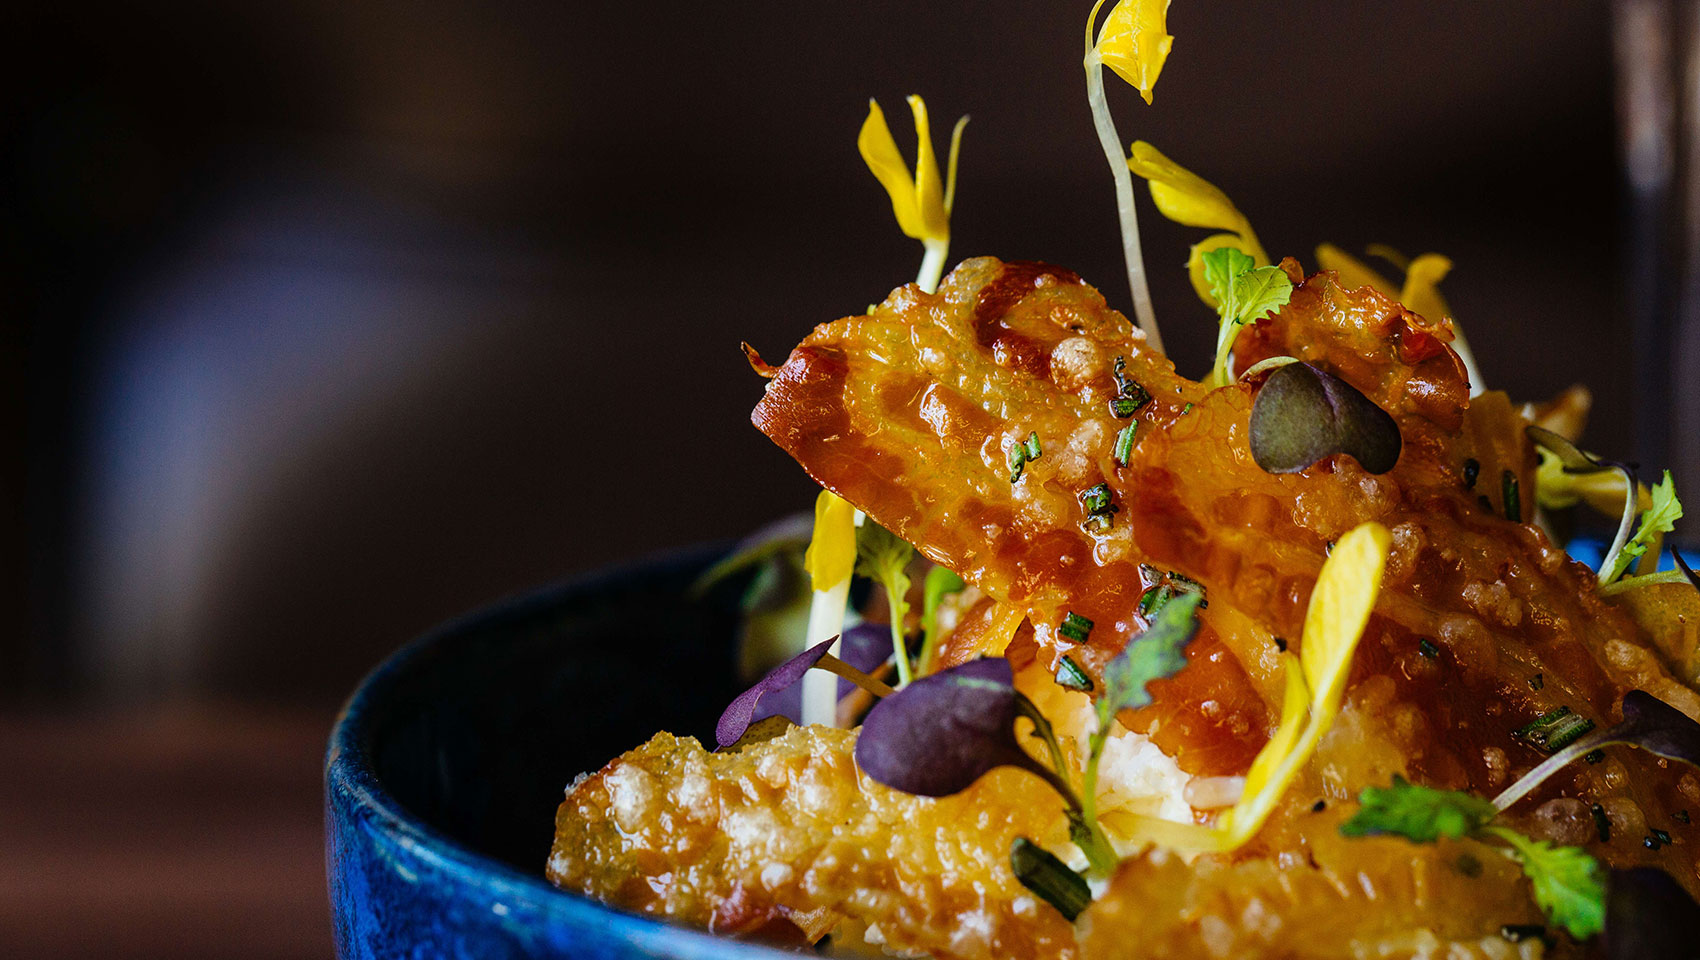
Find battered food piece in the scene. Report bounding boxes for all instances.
[548,258,1700,956]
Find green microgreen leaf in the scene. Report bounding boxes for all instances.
[1097,591,1201,727]
[856,521,916,685]
[1338,775,1496,842]
[1479,826,1606,940]
[1201,246,1294,387]
[1603,470,1683,584]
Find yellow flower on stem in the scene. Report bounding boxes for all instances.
[858,96,967,295]
[1094,0,1174,105]
[1126,141,1268,309]
[800,489,859,727]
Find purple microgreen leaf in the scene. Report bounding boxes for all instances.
[1495,690,1700,811]
[716,638,836,748]
[855,658,1053,797]
[1674,545,1700,592]
[1606,867,1700,960]
[746,623,894,729]
[1098,591,1203,726]
[1248,362,1402,475]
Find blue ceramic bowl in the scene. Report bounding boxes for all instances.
[325,543,793,959]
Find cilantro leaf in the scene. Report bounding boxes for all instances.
[1605,470,1683,583]
[1097,590,1201,727]
[1201,246,1295,387]
[856,521,916,684]
[1339,776,1496,842]
[1481,826,1606,940]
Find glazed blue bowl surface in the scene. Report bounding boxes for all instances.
[325,543,794,960]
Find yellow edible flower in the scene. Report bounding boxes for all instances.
[1115,521,1391,852]
[1093,0,1174,105]
[802,489,858,591]
[858,96,968,293]
[1125,141,1268,307]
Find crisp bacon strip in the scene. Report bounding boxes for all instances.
[753,257,1700,885]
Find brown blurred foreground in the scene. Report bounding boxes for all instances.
[0,704,332,958]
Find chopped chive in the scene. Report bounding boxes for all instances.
[1584,749,1603,764]
[1080,483,1118,532]
[1512,706,1596,753]
[1109,396,1139,418]
[1113,423,1136,467]
[1274,636,1288,652]
[1654,828,1672,845]
[1054,656,1092,692]
[1502,470,1521,522]
[1010,838,1090,921]
[1418,638,1439,659]
[1463,458,1480,490]
[1499,924,1546,944]
[1023,431,1042,461]
[1007,443,1027,483]
[1592,802,1611,842]
[1180,402,1194,415]
[1138,584,1172,617]
[1110,356,1151,411]
[1677,809,1691,824]
[1058,611,1094,644]
[1529,673,1544,691]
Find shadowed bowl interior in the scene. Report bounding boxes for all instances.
[325,542,797,959]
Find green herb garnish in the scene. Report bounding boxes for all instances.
[1055,655,1093,691]
[1006,431,1043,483]
[855,522,917,685]
[1513,706,1596,753]
[1080,482,1118,532]
[1502,469,1522,523]
[1601,470,1683,584]
[1113,423,1137,467]
[1059,610,1094,643]
[1341,777,1605,939]
[1010,838,1091,921]
[1200,246,1294,387]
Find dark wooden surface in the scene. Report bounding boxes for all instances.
[0,704,334,959]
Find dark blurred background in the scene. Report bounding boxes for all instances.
[0,0,1667,955]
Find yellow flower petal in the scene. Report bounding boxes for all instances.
[978,602,1028,657]
[1314,243,1398,297]
[1399,253,1454,324]
[1126,142,1261,253]
[858,100,926,241]
[1094,0,1174,105]
[802,489,858,591]
[1300,522,1391,724]
[907,96,949,241]
[944,114,969,215]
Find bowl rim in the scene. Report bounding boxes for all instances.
[325,541,796,959]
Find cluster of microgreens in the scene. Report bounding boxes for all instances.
[735,0,1700,943]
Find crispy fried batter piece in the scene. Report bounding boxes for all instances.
[552,258,1700,955]
[546,724,1079,959]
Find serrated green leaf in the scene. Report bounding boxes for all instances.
[1234,265,1294,324]
[1481,826,1606,940]
[1097,591,1201,726]
[1606,470,1684,583]
[1339,776,1496,842]
[1201,246,1254,321]
[856,521,916,682]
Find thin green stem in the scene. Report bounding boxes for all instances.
[816,653,898,699]
[888,617,913,687]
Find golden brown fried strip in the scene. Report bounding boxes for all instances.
[750,257,1700,888]
[547,725,1080,960]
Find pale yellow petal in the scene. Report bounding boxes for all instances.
[1301,522,1391,724]
[1365,243,1411,272]
[1127,141,1267,262]
[857,99,925,240]
[1095,0,1174,105]
[1315,243,1398,297]
[802,489,859,591]
[906,95,950,242]
[1236,654,1309,806]
[1399,253,1454,323]
[978,602,1028,657]
[943,115,969,215]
